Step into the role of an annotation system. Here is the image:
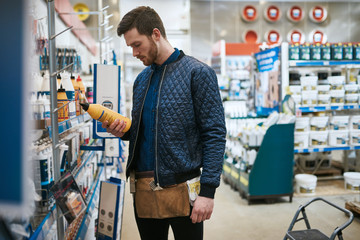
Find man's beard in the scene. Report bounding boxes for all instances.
[142,38,158,66]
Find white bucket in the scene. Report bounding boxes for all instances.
[344,172,360,191]
[295,174,317,194]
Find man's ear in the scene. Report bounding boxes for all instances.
[152,28,161,41]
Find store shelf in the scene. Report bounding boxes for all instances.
[48,113,91,136]
[298,105,359,113]
[289,60,360,67]
[295,145,360,153]
[29,205,57,240]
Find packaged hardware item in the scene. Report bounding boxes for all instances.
[328,76,345,90]
[344,84,358,94]
[321,43,331,60]
[294,131,309,148]
[350,130,360,146]
[317,85,330,95]
[80,103,131,133]
[353,43,360,60]
[330,90,345,106]
[350,115,360,130]
[310,116,328,131]
[310,43,321,60]
[300,44,311,60]
[309,131,328,147]
[343,43,353,60]
[289,44,300,60]
[329,130,349,146]
[329,116,349,131]
[295,117,310,132]
[300,76,318,91]
[301,90,317,106]
[317,94,330,106]
[345,94,358,105]
[331,43,343,60]
[50,172,86,224]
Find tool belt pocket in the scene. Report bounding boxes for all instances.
[134,177,190,219]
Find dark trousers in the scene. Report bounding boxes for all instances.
[134,206,203,240]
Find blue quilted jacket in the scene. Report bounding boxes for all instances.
[123,51,226,198]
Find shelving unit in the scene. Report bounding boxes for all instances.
[282,42,360,176]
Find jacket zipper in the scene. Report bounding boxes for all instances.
[154,65,167,186]
[126,71,154,173]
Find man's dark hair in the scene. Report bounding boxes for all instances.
[117,6,166,39]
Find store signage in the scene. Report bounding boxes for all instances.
[288,29,305,44]
[93,64,121,138]
[309,6,328,23]
[242,5,257,22]
[255,47,281,116]
[287,6,304,22]
[265,30,282,45]
[265,5,281,22]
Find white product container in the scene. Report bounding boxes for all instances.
[330,90,345,106]
[349,115,360,130]
[317,94,330,106]
[294,132,309,148]
[295,174,317,194]
[349,130,360,146]
[343,172,360,191]
[292,95,302,106]
[329,130,349,146]
[289,86,302,95]
[344,84,359,94]
[310,116,328,131]
[329,116,349,130]
[310,131,328,147]
[295,117,310,132]
[345,94,358,105]
[302,90,317,106]
[317,85,330,94]
[328,76,345,86]
[300,76,318,91]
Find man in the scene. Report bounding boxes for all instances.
[102,6,226,240]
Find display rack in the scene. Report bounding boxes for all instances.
[282,42,360,175]
[223,123,295,204]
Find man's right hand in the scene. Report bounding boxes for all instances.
[102,119,127,138]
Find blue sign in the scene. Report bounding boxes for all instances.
[255,47,281,116]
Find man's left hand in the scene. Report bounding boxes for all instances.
[190,196,214,224]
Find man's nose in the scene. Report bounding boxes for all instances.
[133,48,138,57]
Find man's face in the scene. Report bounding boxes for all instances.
[124,28,158,66]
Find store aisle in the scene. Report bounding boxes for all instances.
[121,177,360,240]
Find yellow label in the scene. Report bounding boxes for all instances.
[188,181,201,195]
[58,99,69,122]
[223,165,231,174]
[231,170,239,180]
[240,176,248,186]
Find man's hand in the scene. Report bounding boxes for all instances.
[102,119,127,138]
[190,196,214,224]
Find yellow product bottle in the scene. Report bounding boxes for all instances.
[76,75,86,95]
[57,85,69,122]
[80,103,131,132]
[71,74,80,116]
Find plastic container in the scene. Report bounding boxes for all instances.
[310,131,328,147]
[294,132,309,148]
[295,174,317,194]
[329,116,349,130]
[317,94,330,106]
[302,90,317,106]
[343,172,360,191]
[310,116,328,131]
[300,76,318,90]
[349,130,360,146]
[289,85,302,95]
[328,76,345,86]
[317,85,330,95]
[329,130,349,146]
[350,115,360,130]
[295,117,310,132]
[330,90,345,106]
[344,84,358,94]
[345,94,358,105]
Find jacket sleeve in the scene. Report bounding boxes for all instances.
[191,65,226,198]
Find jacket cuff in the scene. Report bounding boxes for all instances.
[199,184,216,199]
